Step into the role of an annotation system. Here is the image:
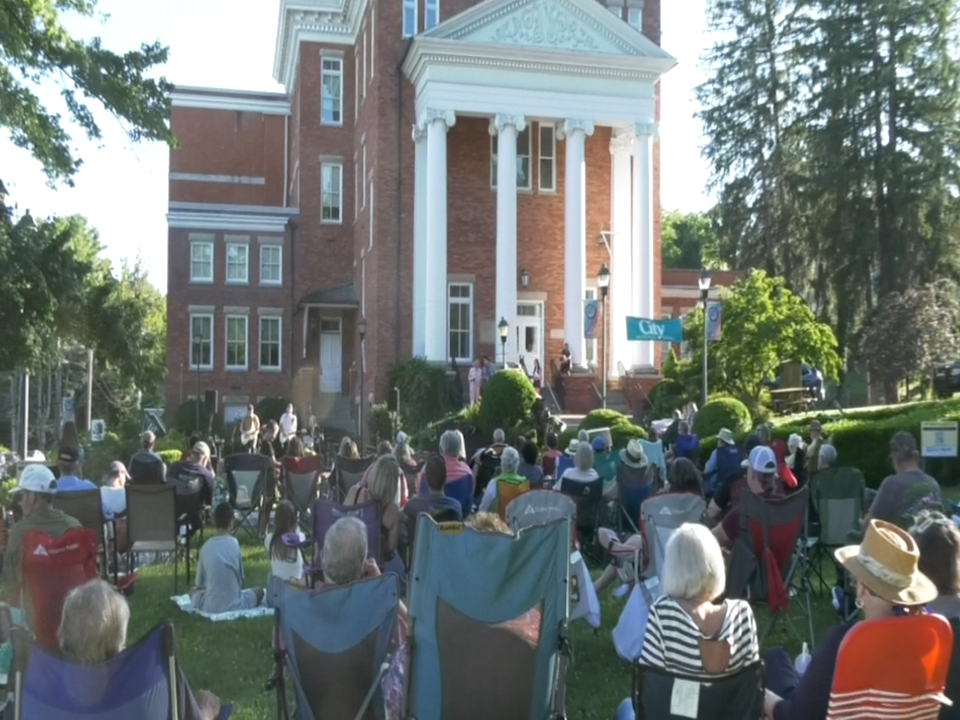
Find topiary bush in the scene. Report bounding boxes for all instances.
[694,396,752,438]
[557,408,647,451]
[477,370,538,438]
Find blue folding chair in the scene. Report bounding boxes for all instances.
[405,514,571,719]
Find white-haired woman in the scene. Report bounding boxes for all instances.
[58,579,222,719]
[559,441,599,486]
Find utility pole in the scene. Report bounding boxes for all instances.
[21,373,29,459]
[86,348,94,434]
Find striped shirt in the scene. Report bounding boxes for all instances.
[639,596,759,677]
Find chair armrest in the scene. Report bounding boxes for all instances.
[281,532,310,549]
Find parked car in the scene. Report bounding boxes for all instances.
[934,361,960,398]
[764,362,825,400]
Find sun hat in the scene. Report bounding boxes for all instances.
[11,465,57,494]
[717,428,735,446]
[747,445,777,474]
[564,438,580,457]
[619,439,647,469]
[107,460,130,480]
[835,519,937,606]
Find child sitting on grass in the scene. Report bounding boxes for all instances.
[191,503,264,613]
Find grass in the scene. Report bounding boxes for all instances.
[125,534,841,720]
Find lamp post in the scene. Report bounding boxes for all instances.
[192,335,202,432]
[698,267,712,407]
[520,268,530,289]
[358,316,367,453]
[597,264,611,409]
[498,317,509,369]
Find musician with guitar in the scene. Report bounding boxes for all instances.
[279,403,298,452]
[240,404,261,453]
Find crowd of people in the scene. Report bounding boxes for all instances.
[2,401,959,719]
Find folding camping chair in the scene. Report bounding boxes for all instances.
[10,619,217,719]
[505,490,576,533]
[171,470,208,585]
[730,486,814,646]
[559,475,604,562]
[223,453,272,538]
[615,466,661,535]
[54,489,111,581]
[593,450,621,486]
[630,661,764,720]
[826,614,952,720]
[129,456,166,486]
[268,574,400,720]
[638,439,666,482]
[292,498,381,586]
[333,455,375,502]
[19,528,98,652]
[405,514,571,720]
[283,455,323,523]
[473,450,502,503]
[639,492,707,581]
[673,434,700,463]
[805,466,865,596]
[125,484,181,593]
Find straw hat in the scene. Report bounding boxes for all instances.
[834,519,937,606]
[717,428,735,446]
[564,438,580,457]
[619,439,647,469]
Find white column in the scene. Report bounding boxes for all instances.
[609,131,634,377]
[423,109,456,363]
[412,123,428,357]
[631,122,657,370]
[490,114,526,366]
[559,119,594,369]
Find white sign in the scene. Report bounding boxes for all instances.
[921,422,958,458]
[90,419,106,443]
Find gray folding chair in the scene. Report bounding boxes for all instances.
[125,484,180,593]
[224,453,272,538]
[54,489,112,582]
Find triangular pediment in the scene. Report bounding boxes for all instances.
[424,0,674,60]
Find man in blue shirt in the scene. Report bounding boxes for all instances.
[56,446,97,493]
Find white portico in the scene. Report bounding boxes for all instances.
[403,0,676,372]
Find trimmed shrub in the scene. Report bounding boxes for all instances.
[388,357,461,433]
[649,379,686,419]
[158,449,183,466]
[477,370,538,438]
[694,396,752,438]
[558,408,647,452]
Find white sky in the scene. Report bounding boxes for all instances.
[1,0,713,293]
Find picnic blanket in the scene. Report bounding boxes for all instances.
[171,595,274,621]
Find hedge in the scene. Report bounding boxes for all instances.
[694,396,752,438]
[696,397,960,489]
[477,370,539,438]
[558,409,647,452]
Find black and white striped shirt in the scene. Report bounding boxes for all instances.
[639,596,759,677]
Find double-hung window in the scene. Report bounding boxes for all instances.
[259,316,282,370]
[539,124,556,192]
[259,245,282,285]
[190,314,213,369]
[448,283,473,362]
[321,57,343,125]
[490,126,531,190]
[627,6,642,30]
[225,242,248,283]
[321,162,343,223]
[190,240,213,283]
[225,315,248,370]
[425,0,439,30]
[402,0,417,37]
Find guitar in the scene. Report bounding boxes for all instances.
[240,418,260,446]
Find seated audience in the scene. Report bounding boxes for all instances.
[170,442,216,507]
[705,434,765,527]
[100,461,129,519]
[264,500,305,584]
[784,433,807,488]
[667,422,699,463]
[284,436,305,458]
[541,433,562,479]
[55,446,96,492]
[403,454,462,524]
[713,445,781,549]
[418,430,474,511]
[345,455,403,571]
[702,428,742,497]
[128,430,167,484]
[518,441,545,488]
[609,439,657,502]
[764,519,936,720]
[58,579,222,719]
[3,465,81,606]
[191,503,264,613]
[478,447,530,519]
[804,420,825,476]
[559,441,600,486]
[866,430,942,529]
[471,428,507,485]
[338,436,360,460]
[911,510,960,618]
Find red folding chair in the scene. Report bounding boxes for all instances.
[827,614,953,719]
[20,527,98,651]
[283,455,323,522]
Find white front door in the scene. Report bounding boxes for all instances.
[319,318,342,394]
[516,302,543,376]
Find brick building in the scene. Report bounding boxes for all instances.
[165,0,676,430]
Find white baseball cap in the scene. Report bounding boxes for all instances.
[747,445,778,474]
[12,464,57,494]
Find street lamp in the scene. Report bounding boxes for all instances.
[698,267,712,407]
[192,335,202,432]
[520,268,530,289]
[358,316,367,453]
[498,317,509,369]
[597,264,611,409]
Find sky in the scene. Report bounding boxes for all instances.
[2,0,713,293]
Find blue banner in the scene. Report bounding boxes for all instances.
[583,299,600,340]
[706,301,722,341]
[626,316,684,343]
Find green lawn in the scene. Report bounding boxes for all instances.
[125,536,840,720]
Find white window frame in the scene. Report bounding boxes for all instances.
[368,179,374,250]
[402,0,417,37]
[259,316,282,371]
[259,244,282,285]
[539,123,556,192]
[189,240,214,283]
[225,315,249,371]
[627,6,642,31]
[354,157,359,220]
[490,126,532,190]
[320,56,343,126]
[447,283,473,363]
[584,288,599,368]
[321,162,343,224]
[354,49,359,122]
[362,29,367,98]
[361,144,367,209]
[189,313,213,370]
[225,242,249,284]
[425,0,440,30]
[371,7,376,75]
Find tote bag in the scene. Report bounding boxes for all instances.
[613,576,662,662]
